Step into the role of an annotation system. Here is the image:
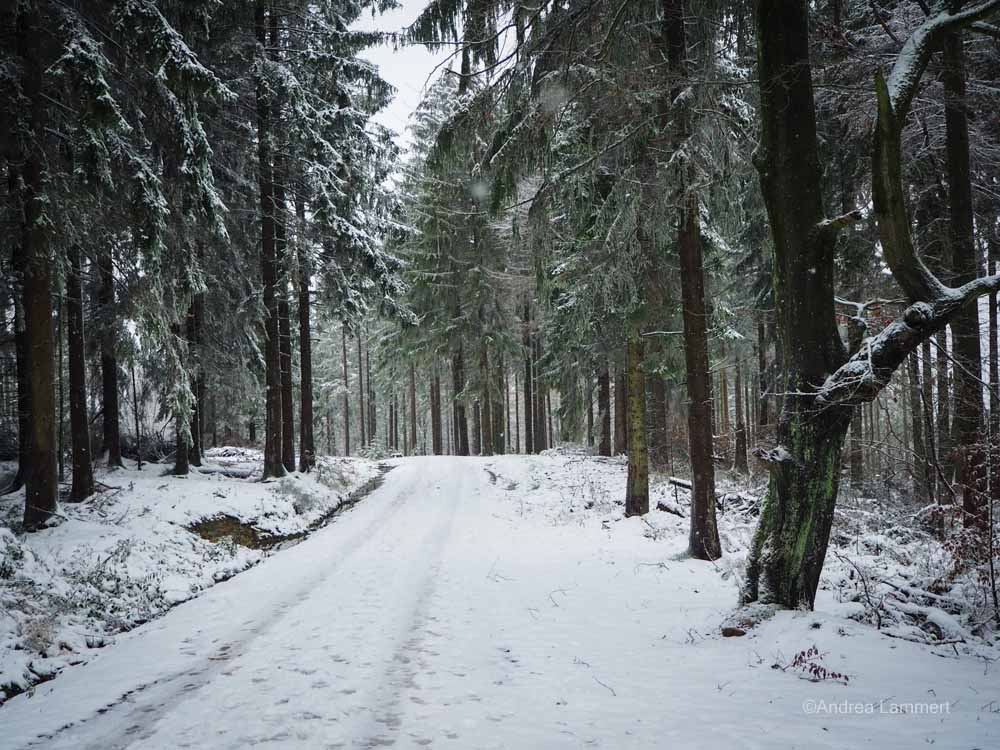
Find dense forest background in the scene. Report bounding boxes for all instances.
[2,0,999,615]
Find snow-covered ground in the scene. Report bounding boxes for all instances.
[1,454,995,749]
[0,448,381,703]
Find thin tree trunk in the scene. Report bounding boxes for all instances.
[431,371,443,455]
[453,344,469,455]
[908,352,926,500]
[98,246,122,469]
[586,373,594,447]
[174,411,189,476]
[66,245,94,501]
[598,365,612,456]
[297,203,315,472]
[187,297,203,467]
[523,306,534,454]
[514,371,520,453]
[341,324,351,456]
[356,331,366,446]
[493,355,505,454]
[625,335,649,516]
[409,363,417,456]
[734,360,749,474]
[757,318,769,428]
[650,374,668,467]
[480,348,493,456]
[614,365,627,455]
[131,363,142,471]
[256,0,284,479]
[533,336,546,452]
[936,331,952,492]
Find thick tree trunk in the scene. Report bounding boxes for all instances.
[742,1,853,607]
[943,28,985,527]
[625,336,649,516]
[256,1,284,479]
[341,324,350,456]
[597,366,612,456]
[66,248,94,502]
[18,1,58,529]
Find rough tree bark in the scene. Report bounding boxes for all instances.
[679,193,721,561]
[943,24,985,526]
[742,0,1000,610]
[256,0,284,479]
[18,1,58,529]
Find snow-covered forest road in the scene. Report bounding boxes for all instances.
[3,456,996,749]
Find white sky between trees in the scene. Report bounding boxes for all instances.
[354,2,452,150]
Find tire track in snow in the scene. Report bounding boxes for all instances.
[14,465,415,750]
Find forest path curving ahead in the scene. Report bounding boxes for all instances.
[3,456,995,750]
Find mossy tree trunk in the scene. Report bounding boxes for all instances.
[742,0,852,605]
[743,0,1000,609]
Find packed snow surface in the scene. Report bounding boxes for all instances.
[2,455,996,749]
